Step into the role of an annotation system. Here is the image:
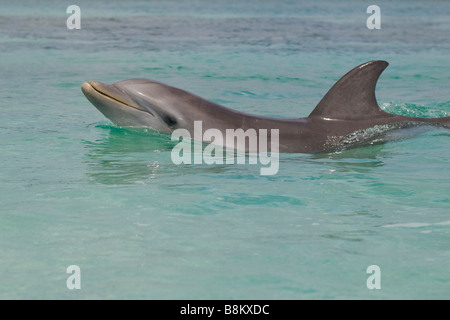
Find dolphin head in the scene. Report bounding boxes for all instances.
[82,79,188,133]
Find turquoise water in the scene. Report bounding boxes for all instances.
[1,0,449,299]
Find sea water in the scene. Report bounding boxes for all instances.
[0,0,449,299]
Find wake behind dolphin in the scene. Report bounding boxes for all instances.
[81,60,450,153]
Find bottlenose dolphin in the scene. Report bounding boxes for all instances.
[81,60,450,153]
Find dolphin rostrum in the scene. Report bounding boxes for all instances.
[81,60,450,153]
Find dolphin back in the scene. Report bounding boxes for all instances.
[440,116,450,128]
[309,60,392,120]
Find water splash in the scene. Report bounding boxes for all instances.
[383,221,450,228]
[381,102,449,118]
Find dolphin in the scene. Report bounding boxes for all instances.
[81,60,450,153]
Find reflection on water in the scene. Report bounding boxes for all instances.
[287,143,388,176]
[83,124,177,185]
[84,123,393,185]
[85,122,447,186]
[86,123,176,153]
[83,124,247,185]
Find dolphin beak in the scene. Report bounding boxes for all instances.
[82,81,149,113]
[82,80,161,128]
[82,79,182,131]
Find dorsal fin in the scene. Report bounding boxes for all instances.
[309,60,390,120]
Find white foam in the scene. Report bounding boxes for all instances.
[382,221,450,228]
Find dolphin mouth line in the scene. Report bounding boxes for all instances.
[88,82,156,117]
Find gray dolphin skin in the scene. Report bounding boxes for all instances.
[81,60,450,153]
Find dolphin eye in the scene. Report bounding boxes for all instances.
[162,114,178,127]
